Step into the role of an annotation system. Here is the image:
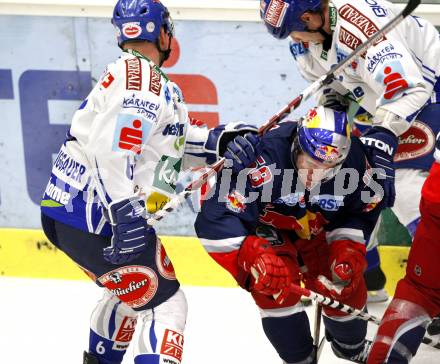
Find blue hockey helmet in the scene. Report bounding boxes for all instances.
[260,0,322,39]
[292,106,351,187]
[296,106,351,166]
[112,0,174,47]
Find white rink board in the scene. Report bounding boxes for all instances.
[1,277,438,363]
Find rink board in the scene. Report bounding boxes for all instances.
[0,228,408,294]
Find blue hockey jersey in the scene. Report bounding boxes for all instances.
[195,121,385,281]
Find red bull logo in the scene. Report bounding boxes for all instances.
[226,190,247,213]
[315,145,339,162]
[259,205,304,231]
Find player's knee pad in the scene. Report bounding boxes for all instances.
[368,298,430,364]
[323,314,368,359]
[261,310,314,363]
[134,289,187,364]
[89,290,138,364]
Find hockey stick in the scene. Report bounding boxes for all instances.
[287,282,440,349]
[313,304,325,362]
[146,0,420,227]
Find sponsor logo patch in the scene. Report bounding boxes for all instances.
[153,155,182,194]
[364,0,387,17]
[226,190,247,213]
[149,67,162,96]
[163,122,185,136]
[43,181,71,206]
[115,317,137,342]
[98,266,158,309]
[156,238,177,280]
[53,146,87,184]
[274,192,306,207]
[310,194,344,211]
[160,329,184,362]
[112,114,152,155]
[314,145,340,162]
[339,4,386,43]
[122,95,159,121]
[122,22,142,39]
[339,27,362,51]
[264,0,289,28]
[125,57,142,91]
[101,72,115,89]
[395,121,435,162]
[366,43,403,73]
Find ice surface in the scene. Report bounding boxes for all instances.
[1,277,438,363]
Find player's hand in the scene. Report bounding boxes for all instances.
[238,236,291,304]
[314,240,367,301]
[224,133,262,173]
[318,88,350,112]
[103,196,155,265]
[204,122,261,172]
[360,127,398,208]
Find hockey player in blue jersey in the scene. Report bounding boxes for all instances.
[39,0,260,363]
[260,0,440,303]
[195,106,386,363]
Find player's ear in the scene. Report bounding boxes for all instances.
[300,11,313,25]
[159,26,169,49]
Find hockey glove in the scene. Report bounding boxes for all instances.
[360,127,398,207]
[238,236,291,304]
[204,122,262,173]
[314,240,367,301]
[318,88,350,112]
[103,196,155,265]
[224,133,262,174]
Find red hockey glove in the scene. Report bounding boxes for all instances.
[315,240,367,301]
[238,236,291,304]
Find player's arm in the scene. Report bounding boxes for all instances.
[183,120,262,173]
[316,162,385,300]
[80,60,159,263]
[194,160,291,303]
[360,39,431,136]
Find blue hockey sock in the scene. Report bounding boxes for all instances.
[324,315,367,359]
[262,311,315,363]
[89,329,127,364]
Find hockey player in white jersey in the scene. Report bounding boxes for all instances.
[261,0,440,303]
[40,1,260,363]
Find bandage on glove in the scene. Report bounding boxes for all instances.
[315,240,367,301]
[103,196,155,265]
[238,235,291,304]
[360,127,398,207]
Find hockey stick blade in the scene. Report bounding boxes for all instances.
[146,0,421,226]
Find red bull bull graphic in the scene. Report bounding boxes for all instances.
[259,206,328,240]
[226,190,247,213]
[315,145,340,162]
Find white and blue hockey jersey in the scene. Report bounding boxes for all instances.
[290,0,440,133]
[41,50,208,236]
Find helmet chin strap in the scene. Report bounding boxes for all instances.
[156,33,172,67]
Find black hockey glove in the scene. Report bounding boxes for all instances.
[318,88,350,112]
[205,123,262,173]
[103,196,155,265]
[360,127,398,208]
